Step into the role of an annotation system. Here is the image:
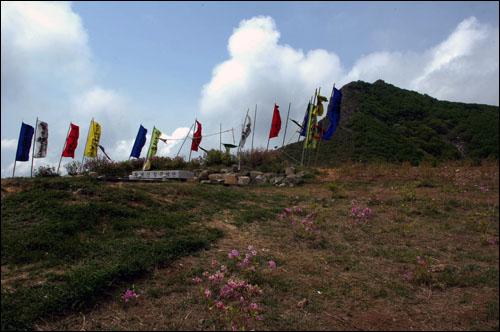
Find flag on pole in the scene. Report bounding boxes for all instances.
[84,120,101,158]
[33,120,49,158]
[130,125,147,158]
[239,114,252,148]
[322,87,342,140]
[98,145,111,160]
[269,104,281,138]
[15,123,34,161]
[300,103,313,137]
[147,127,162,159]
[62,123,80,158]
[191,120,202,151]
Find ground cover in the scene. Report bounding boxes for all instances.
[1,160,498,331]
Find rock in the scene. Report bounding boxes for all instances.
[271,176,284,185]
[224,174,238,185]
[198,170,209,180]
[239,169,250,177]
[285,167,296,176]
[200,180,211,185]
[253,175,267,184]
[250,171,263,179]
[88,172,99,179]
[238,176,251,185]
[283,176,298,187]
[232,164,239,173]
[208,173,223,181]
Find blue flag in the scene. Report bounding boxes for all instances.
[300,103,313,137]
[322,87,342,140]
[130,125,147,158]
[15,122,34,161]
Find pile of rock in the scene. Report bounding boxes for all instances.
[194,166,303,187]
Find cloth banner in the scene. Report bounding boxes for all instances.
[33,120,49,158]
[269,104,281,138]
[15,123,34,162]
[191,120,202,151]
[62,124,80,158]
[84,120,101,158]
[130,125,148,158]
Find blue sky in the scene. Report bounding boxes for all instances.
[1,1,499,177]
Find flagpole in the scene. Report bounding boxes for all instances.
[177,122,195,158]
[220,123,222,152]
[251,104,257,152]
[188,119,197,162]
[315,83,335,168]
[232,128,235,144]
[281,102,291,150]
[301,93,316,166]
[30,117,38,177]
[307,88,320,167]
[57,123,72,175]
[81,118,93,173]
[238,108,250,171]
[143,126,156,170]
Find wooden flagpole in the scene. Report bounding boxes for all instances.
[251,104,257,152]
[81,118,93,173]
[220,123,222,151]
[188,118,197,162]
[238,108,250,171]
[315,83,335,168]
[57,123,72,174]
[176,122,195,158]
[30,117,38,177]
[281,102,291,150]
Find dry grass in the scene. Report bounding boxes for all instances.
[5,161,499,331]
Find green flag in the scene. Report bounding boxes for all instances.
[147,127,162,159]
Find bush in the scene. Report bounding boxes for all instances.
[64,160,82,175]
[34,165,58,177]
[239,148,285,172]
[204,149,235,166]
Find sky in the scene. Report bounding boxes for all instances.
[1,1,499,178]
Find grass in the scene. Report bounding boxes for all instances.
[1,160,499,331]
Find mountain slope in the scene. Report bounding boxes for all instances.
[284,80,499,165]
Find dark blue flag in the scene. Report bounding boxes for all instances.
[300,103,313,137]
[15,122,34,161]
[130,125,147,158]
[322,87,342,140]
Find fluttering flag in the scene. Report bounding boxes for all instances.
[313,95,328,116]
[147,127,162,159]
[300,103,313,137]
[239,114,252,148]
[15,122,34,161]
[130,125,147,158]
[62,123,79,158]
[269,104,281,138]
[322,87,342,140]
[84,120,101,158]
[191,120,202,151]
[33,120,49,158]
[98,145,111,160]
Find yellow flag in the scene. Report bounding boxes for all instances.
[84,120,101,158]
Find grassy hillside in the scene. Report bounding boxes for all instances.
[284,80,499,166]
[2,161,498,331]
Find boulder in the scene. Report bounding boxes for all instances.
[271,176,284,185]
[252,175,267,184]
[88,172,99,179]
[238,176,251,185]
[208,173,223,181]
[285,167,296,176]
[224,174,238,185]
[250,171,263,179]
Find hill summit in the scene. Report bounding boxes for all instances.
[286,80,499,165]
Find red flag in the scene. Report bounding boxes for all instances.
[62,123,79,158]
[269,104,281,138]
[191,120,202,151]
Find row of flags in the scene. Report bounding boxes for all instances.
[12,85,342,175]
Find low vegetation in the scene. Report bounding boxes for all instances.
[1,159,498,330]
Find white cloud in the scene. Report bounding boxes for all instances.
[1,139,18,151]
[199,16,498,153]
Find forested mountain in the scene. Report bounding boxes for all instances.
[285,80,499,165]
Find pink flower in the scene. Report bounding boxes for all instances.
[192,277,202,283]
[269,260,276,269]
[248,245,254,250]
[231,249,239,257]
[204,289,211,298]
[212,259,218,266]
[221,265,227,271]
[251,250,258,256]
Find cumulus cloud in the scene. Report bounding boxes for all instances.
[199,15,499,152]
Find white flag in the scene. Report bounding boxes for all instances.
[34,120,48,158]
[239,114,252,148]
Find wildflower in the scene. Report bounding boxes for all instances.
[231,249,239,257]
[192,277,202,283]
[269,260,276,269]
[212,259,218,266]
[251,250,258,256]
[204,289,212,298]
[248,245,254,250]
[221,265,227,271]
[404,271,413,280]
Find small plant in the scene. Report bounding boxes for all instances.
[64,160,82,175]
[398,182,418,201]
[327,182,346,199]
[194,245,274,330]
[345,199,373,228]
[120,285,140,309]
[34,165,58,177]
[278,206,322,238]
[403,255,436,286]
